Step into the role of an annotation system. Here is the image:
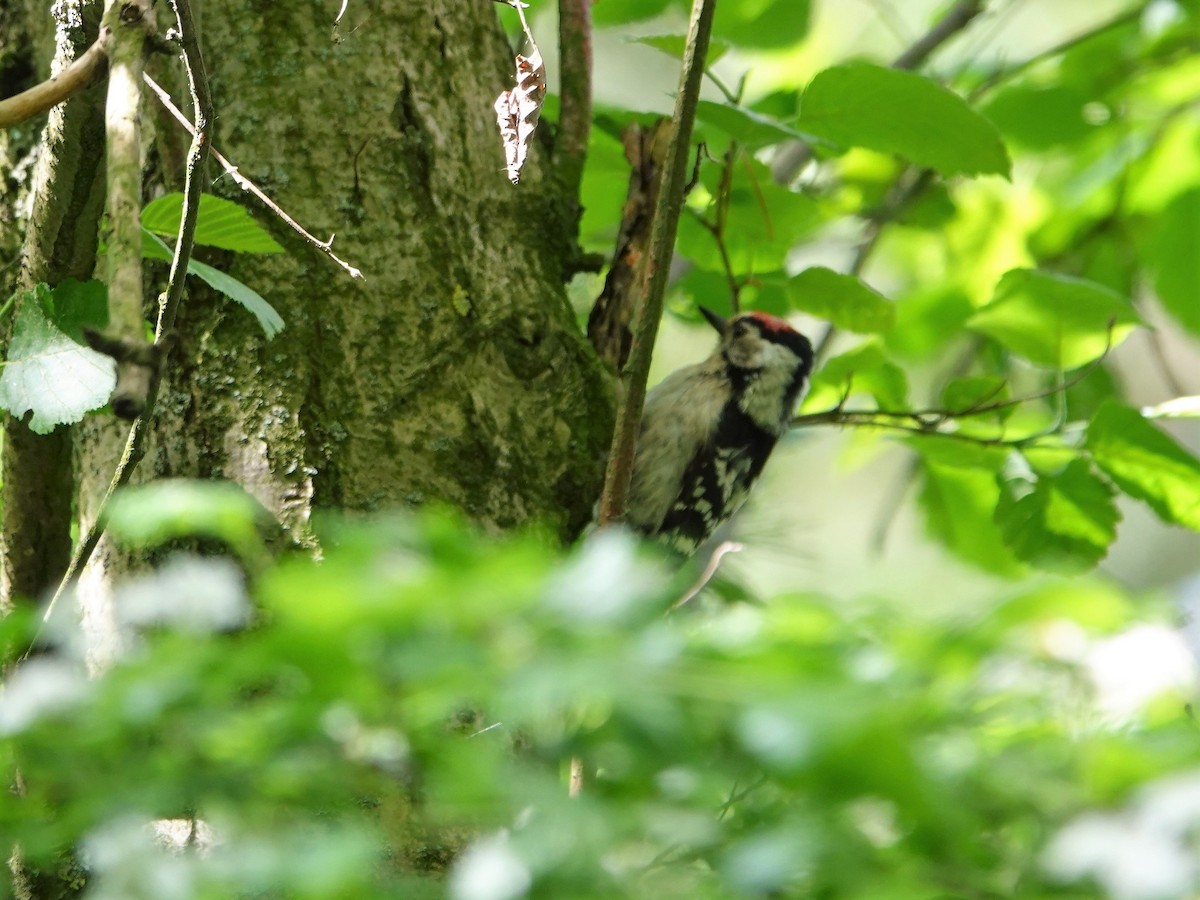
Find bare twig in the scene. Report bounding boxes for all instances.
[142,73,365,281]
[40,0,214,642]
[891,0,984,71]
[597,0,718,527]
[0,34,110,128]
[88,0,159,421]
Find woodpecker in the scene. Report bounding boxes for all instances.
[626,307,815,554]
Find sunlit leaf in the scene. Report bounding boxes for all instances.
[695,100,810,150]
[1087,401,1200,531]
[968,269,1140,369]
[141,192,285,254]
[996,459,1119,572]
[143,229,284,338]
[0,286,115,433]
[786,267,894,333]
[800,63,1011,177]
[1145,187,1200,335]
[803,343,908,411]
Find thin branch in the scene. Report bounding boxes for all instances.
[142,73,365,281]
[891,0,984,71]
[555,0,592,215]
[596,0,717,527]
[969,2,1149,100]
[793,331,1116,448]
[39,0,214,643]
[0,34,110,129]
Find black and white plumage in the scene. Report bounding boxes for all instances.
[626,308,815,554]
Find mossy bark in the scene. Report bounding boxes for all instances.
[1,0,107,606]
[74,0,612,578]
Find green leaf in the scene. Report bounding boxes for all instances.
[629,34,730,66]
[713,0,810,49]
[910,438,1023,576]
[695,101,810,150]
[786,267,894,333]
[677,159,820,274]
[1145,188,1200,335]
[107,478,268,557]
[142,192,285,254]
[0,286,115,433]
[979,85,1096,150]
[41,278,108,344]
[143,229,284,338]
[1087,401,1200,531]
[940,375,1009,415]
[967,269,1140,369]
[591,0,672,25]
[800,63,1011,178]
[803,343,908,411]
[996,458,1119,572]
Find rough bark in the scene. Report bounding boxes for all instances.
[71,0,612,622]
[133,1,609,535]
[1,0,107,607]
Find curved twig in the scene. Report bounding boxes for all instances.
[142,74,365,281]
[0,34,111,128]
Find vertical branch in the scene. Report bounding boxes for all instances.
[84,0,159,420]
[2,2,108,604]
[596,0,717,527]
[555,0,592,218]
[43,0,213,632]
[102,0,155,341]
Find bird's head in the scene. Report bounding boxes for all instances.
[700,307,814,382]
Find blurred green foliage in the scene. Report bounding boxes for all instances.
[1,488,1194,898]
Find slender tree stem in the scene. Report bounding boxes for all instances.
[597,0,718,527]
[556,0,592,215]
[40,0,213,643]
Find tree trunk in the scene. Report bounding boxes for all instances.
[1,1,106,606]
[71,0,611,617]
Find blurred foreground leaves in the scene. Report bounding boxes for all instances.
[2,485,1196,898]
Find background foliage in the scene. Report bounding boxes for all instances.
[4,0,1200,897]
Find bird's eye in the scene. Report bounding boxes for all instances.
[732,321,750,338]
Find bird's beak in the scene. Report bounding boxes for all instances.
[698,306,727,334]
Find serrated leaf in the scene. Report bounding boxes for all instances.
[802,343,907,411]
[143,229,284,338]
[677,159,820,274]
[695,100,810,150]
[1087,401,1200,531]
[800,63,1011,178]
[968,269,1140,369]
[996,458,1118,572]
[142,192,285,254]
[911,438,1022,576]
[0,288,115,433]
[787,267,894,333]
